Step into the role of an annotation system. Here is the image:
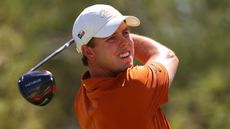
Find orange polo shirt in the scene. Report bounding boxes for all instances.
[74,62,170,129]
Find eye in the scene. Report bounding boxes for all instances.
[106,35,116,43]
[123,29,130,37]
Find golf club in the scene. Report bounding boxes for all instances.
[18,39,75,106]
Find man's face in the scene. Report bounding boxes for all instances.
[91,22,134,76]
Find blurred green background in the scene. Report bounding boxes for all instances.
[1,0,230,129]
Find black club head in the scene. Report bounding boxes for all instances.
[18,70,56,106]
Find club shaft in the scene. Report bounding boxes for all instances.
[29,39,75,72]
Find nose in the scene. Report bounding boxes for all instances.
[118,36,129,48]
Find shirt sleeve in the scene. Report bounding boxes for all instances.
[126,62,169,109]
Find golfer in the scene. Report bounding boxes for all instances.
[72,4,179,129]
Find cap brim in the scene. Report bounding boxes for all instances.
[124,16,140,27]
[95,16,140,38]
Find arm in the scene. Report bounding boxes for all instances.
[131,33,179,87]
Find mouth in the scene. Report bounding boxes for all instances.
[119,51,131,59]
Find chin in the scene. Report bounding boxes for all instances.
[123,63,133,70]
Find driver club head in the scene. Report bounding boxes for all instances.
[18,70,56,106]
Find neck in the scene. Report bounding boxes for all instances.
[87,64,118,77]
[88,68,118,77]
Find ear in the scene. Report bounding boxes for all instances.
[81,45,96,60]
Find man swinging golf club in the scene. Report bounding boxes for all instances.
[72,4,179,129]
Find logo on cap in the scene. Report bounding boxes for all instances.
[100,9,110,18]
[77,30,85,39]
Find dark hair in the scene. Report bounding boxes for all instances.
[82,38,95,66]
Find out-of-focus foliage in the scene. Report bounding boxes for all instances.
[0,0,229,129]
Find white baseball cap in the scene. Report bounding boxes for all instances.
[72,4,140,53]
